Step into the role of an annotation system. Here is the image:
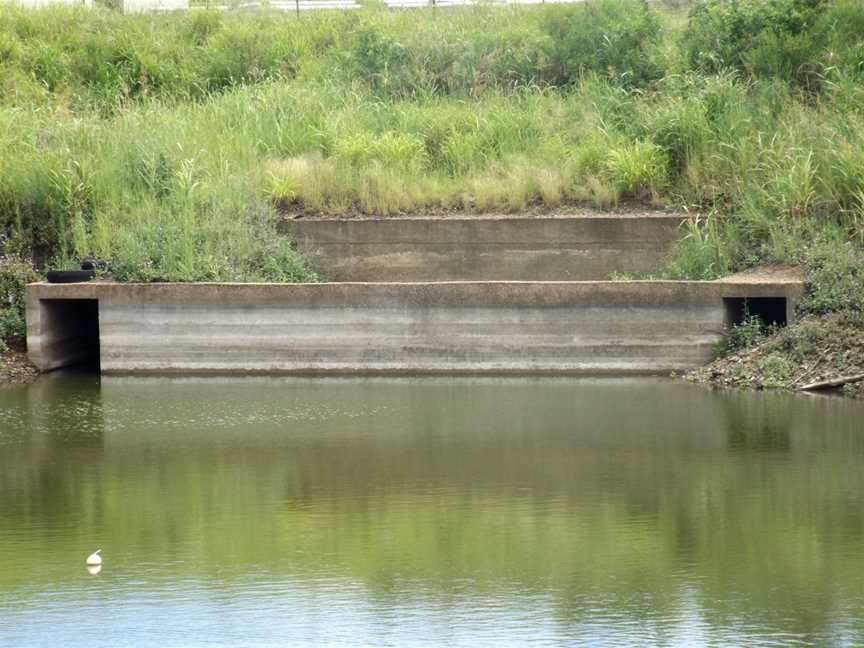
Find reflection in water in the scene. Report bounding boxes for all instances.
[1,377,863,647]
[721,392,793,451]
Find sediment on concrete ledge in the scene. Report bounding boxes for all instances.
[26,277,806,376]
[281,212,687,281]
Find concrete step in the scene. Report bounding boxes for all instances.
[281,212,686,282]
[27,274,804,376]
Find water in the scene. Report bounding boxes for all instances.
[1,376,863,647]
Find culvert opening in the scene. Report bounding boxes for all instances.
[39,299,100,372]
[723,297,788,329]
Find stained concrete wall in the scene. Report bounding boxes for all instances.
[282,214,685,281]
[27,279,805,375]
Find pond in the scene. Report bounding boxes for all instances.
[1,376,863,647]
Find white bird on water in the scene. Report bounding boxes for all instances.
[86,550,102,566]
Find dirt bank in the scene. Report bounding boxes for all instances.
[0,346,39,386]
[687,312,864,399]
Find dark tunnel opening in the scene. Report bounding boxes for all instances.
[39,299,100,372]
[723,297,789,329]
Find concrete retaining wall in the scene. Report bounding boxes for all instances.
[282,214,685,281]
[27,279,805,375]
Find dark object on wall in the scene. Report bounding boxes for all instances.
[80,259,107,272]
[46,270,96,284]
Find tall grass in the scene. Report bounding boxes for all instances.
[0,0,862,292]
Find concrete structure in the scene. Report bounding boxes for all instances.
[283,213,685,282]
[26,277,805,376]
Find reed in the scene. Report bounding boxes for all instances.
[0,0,861,298]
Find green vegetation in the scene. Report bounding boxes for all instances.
[692,240,864,395]
[691,309,864,395]
[716,313,769,356]
[0,252,38,353]
[0,0,863,355]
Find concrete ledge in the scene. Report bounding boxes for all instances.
[26,279,806,376]
[281,213,686,281]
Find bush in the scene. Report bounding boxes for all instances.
[800,240,864,315]
[200,20,300,92]
[347,25,415,97]
[640,94,712,174]
[0,254,39,350]
[683,0,864,90]
[0,7,306,112]
[756,353,795,387]
[683,0,825,74]
[345,13,553,98]
[541,0,664,87]
[718,314,766,355]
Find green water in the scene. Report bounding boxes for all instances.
[1,376,863,647]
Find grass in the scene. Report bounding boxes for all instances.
[689,238,864,395]
[0,0,863,352]
[4,73,863,269]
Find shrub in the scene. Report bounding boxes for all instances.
[0,7,305,112]
[541,0,664,87]
[348,25,415,97]
[0,253,39,350]
[819,0,864,79]
[683,0,864,90]
[413,19,552,94]
[346,15,553,98]
[800,240,864,314]
[639,91,713,174]
[757,353,795,387]
[683,0,825,74]
[200,20,300,92]
[718,314,766,355]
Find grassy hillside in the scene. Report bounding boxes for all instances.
[1,0,863,354]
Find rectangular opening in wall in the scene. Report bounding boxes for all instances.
[723,297,788,329]
[39,299,100,372]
